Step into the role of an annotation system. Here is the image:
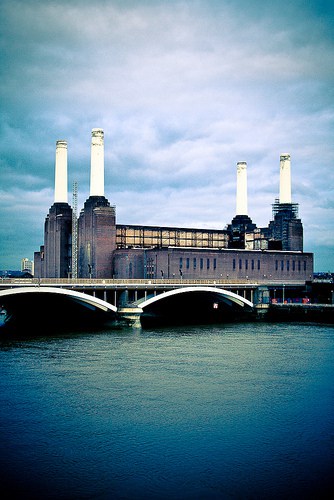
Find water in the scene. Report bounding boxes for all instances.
[1,322,333,499]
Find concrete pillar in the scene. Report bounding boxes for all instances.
[236,161,248,215]
[117,307,143,328]
[279,154,291,203]
[54,140,68,203]
[90,128,104,197]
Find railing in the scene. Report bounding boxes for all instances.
[0,277,308,287]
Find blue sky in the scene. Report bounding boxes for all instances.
[0,0,333,271]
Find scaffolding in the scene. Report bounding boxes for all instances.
[272,199,299,219]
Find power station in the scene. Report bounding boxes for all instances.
[34,129,313,281]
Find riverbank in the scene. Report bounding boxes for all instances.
[256,303,334,323]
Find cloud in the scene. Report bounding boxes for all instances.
[0,0,333,270]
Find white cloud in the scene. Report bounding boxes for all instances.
[0,0,333,270]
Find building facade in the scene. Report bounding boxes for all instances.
[34,131,313,282]
[112,247,313,281]
[21,258,34,275]
[78,196,116,278]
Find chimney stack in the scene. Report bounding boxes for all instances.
[54,140,68,203]
[279,154,291,204]
[90,128,104,197]
[236,161,248,215]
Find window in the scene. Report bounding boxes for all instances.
[292,260,295,271]
[207,258,210,269]
[287,260,290,271]
[251,259,254,270]
[281,260,284,271]
[275,260,278,271]
[193,258,197,269]
[245,259,248,270]
[298,260,301,271]
[233,258,236,270]
[304,261,306,271]
[257,260,260,270]
[239,259,242,270]
[179,257,183,269]
[200,258,203,270]
[186,258,190,269]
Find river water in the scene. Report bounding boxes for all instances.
[0,322,333,499]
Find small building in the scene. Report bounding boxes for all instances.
[21,258,34,275]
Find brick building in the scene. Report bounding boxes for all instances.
[34,130,313,282]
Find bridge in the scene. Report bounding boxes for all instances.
[0,277,309,330]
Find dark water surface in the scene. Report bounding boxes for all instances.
[1,322,333,499]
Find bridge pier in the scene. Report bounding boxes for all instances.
[117,306,143,328]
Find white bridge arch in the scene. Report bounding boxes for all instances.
[138,286,254,310]
[0,286,118,313]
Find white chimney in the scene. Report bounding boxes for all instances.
[90,128,104,197]
[279,154,291,204]
[54,140,68,203]
[236,161,248,215]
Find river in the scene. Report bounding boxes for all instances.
[0,321,333,499]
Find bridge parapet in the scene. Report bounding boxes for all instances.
[0,277,307,288]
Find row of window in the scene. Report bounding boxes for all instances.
[275,260,307,272]
[178,257,308,273]
[233,259,261,271]
[233,258,307,272]
[180,257,217,270]
[117,227,228,248]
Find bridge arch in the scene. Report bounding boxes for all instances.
[0,287,117,331]
[139,286,253,309]
[138,286,254,326]
[0,287,117,313]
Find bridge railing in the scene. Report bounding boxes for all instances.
[0,277,308,287]
[0,277,255,286]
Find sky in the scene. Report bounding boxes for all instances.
[0,0,333,272]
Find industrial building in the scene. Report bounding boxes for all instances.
[34,129,313,281]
